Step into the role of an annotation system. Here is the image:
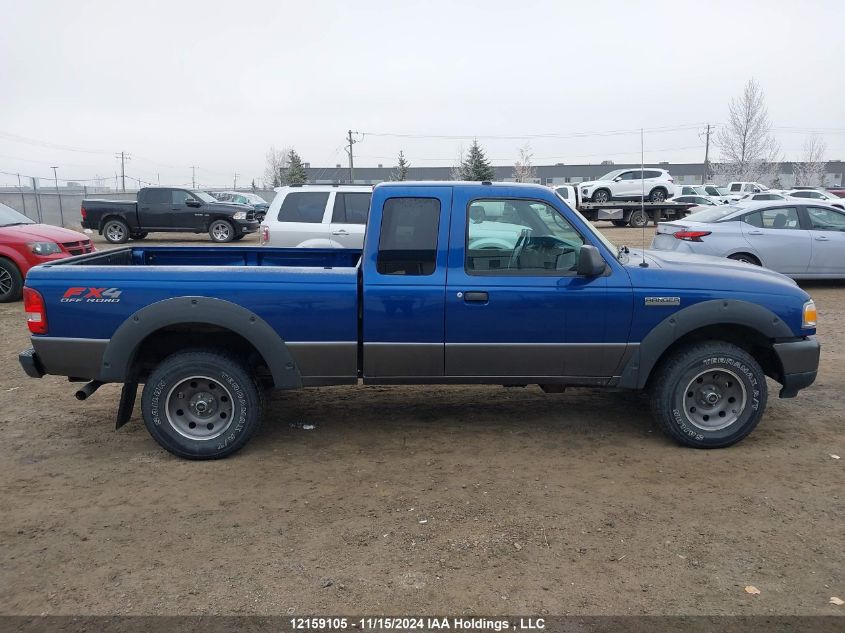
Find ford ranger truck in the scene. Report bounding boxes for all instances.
[19,182,819,459]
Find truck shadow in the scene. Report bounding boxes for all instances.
[259,385,656,445]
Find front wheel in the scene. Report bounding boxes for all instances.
[103,219,130,244]
[592,189,611,203]
[649,341,767,448]
[141,350,264,459]
[209,220,235,243]
[130,232,148,240]
[611,220,629,227]
[0,259,23,303]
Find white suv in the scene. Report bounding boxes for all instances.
[260,185,372,248]
[580,168,674,203]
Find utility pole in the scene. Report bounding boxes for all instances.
[50,166,64,226]
[115,151,129,192]
[190,165,198,189]
[233,172,238,189]
[345,130,359,183]
[702,124,711,184]
[16,173,26,217]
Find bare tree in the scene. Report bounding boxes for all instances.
[450,149,464,181]
[512,144,537,183]
[792,135,827,187]
[715,79,781,185]
[263,146,290,188]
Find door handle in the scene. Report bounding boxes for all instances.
[463,291,489,303]
[332,229,349,235]
[815,235,830,241]
[747,230,764,235]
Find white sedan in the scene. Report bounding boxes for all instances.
[650,200,845,278]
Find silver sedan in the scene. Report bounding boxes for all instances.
[650,200,845,279]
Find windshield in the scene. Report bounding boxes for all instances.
[0,203,35,226]
[597,169,623,181]
[244,193,266,204]
[685,205,743,223]
[194,191,218,203]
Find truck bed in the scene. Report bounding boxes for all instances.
[51,245,361,269]
[26,247,363,381]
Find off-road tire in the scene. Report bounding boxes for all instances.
[649,341,767,448]
[141,350,264,459]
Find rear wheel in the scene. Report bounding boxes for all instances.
[629,209,649,228]
[209,220,234,243]
[649,188,667,202]
[611,220,629,227]
[649,341,767,448]
[103,219,130,244]
[141,350,264,459]
[728,253,761,266]
[0,259,23,303]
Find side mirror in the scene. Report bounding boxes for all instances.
[613,176,622,182]
[577,245,606,277]
[185,198,201,208]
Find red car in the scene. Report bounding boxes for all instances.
[0,202,94,302]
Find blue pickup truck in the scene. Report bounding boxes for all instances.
[18,182,819,459]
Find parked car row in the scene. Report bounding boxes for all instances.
[209,191,270,221]
[651,200,845,278]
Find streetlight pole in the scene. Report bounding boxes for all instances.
[50,166,65,226]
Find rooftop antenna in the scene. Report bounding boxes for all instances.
[639,127,649,268]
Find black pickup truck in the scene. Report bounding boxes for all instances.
[81,187,261,243]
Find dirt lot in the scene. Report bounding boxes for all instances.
[1,226,842,616]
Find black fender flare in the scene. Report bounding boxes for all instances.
[617,299,794,389]
[99,296,302,389]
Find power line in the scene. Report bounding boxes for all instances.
[359,124,707,141]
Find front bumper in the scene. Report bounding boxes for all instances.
[234,220,260,234]
[773,336,820,398]
[19,348,45,378]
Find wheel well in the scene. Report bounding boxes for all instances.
[647,323,782,384]
[130,323,273,385]
[728,252,761,265]
[100,215,128,231]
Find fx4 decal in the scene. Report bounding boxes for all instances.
[61,287,123,303]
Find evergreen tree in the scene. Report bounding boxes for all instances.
[284,149,308,185]
[459,139,495,181]
[392,151,410,181]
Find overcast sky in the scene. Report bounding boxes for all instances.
[1,0,843,188]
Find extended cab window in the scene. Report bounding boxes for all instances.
[332,192,372,225]
[377,197,440,276]
[743,207,800,229]
[278,192,329,223]
[730,183,742,192]
[465,199,584,274]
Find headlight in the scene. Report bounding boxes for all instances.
[802,300,817,328]
[232,211,247,220]
[29,242,62,256]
